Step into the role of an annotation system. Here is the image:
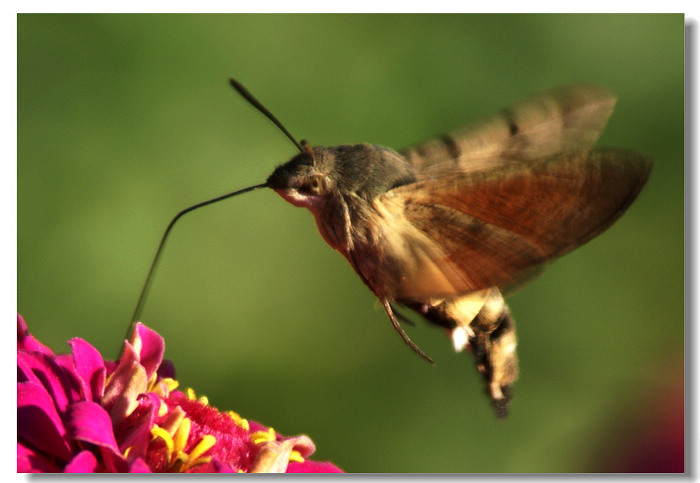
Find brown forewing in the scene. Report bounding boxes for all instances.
[382,149,652,301]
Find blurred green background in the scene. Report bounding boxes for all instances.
[18,14,684,473]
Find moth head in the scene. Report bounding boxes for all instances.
[266,142,335,212]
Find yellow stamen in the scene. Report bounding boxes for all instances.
[288,450,304,463]
[151,425,175,460]
[188,455,212,469]
[171,457,188,473]
[173,417,191,454]
[227,411,250,431]
[147,375,179,398]
[159,406,186,436]
[147,372,158,388]
[189,434,216,461]
[150,413,222,472]
[158,399,169,417]
[250,427,276,445]
[163,378,179,391]
[183,387,209,405]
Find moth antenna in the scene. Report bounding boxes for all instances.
[229,78,305,154]
[127,183,268,341]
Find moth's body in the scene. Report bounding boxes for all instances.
[130,82,648,416]
[269,144,521,413]
[264,85,651,417]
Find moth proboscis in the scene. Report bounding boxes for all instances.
[131,80,652,418]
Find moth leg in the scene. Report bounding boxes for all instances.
[380,299,434,363]
[389,303,416,326]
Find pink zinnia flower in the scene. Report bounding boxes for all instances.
[17,314,343,473]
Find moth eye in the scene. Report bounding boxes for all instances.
[306,174,326,196]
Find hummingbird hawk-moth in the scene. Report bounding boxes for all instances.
[132,80,651,418]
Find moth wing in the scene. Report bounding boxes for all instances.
[377,149,652,302]
[400,85,617,179]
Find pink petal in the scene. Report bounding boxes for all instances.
[247,420,267,433]
[17,381,72,461]
[66,400,120,455]
[249,436,315,473]
[17,442,61,473]
[54,354,82,401]
[18,350,76,413]
[102,341,147,424]
[211,460,236,473]
[17,314,53,355]
[115,392,160,456]
[128,457,152,473]
[64,450,99,473]
[130,322,164,380]
[68,337,106,401]
[17,352,37,384]
[285,434,315,459]
[286,461,345,473]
